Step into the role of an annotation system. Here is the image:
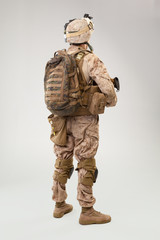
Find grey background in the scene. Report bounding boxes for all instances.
[0,0,160,239]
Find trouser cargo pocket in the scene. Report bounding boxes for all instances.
[48,114,67,146]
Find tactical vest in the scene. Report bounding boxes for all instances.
[71,50,106,116]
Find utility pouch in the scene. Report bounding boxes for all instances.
[48,114,67,146]
[89,92,106,115]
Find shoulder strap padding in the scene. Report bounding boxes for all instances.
[74,50,92,87]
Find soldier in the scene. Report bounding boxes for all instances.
[47,14,117,225]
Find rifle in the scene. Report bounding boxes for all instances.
[111,77,120,91]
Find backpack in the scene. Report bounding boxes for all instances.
[44,49,89,116]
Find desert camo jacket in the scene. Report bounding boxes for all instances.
[67,45,117,107]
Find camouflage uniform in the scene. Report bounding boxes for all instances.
[51,45,117,207]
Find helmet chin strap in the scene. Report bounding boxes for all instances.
[70,42,93,52]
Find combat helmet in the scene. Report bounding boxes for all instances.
[64,14,94,51]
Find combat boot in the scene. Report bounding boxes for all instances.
[53,201,73,218]
[79,207,111,225]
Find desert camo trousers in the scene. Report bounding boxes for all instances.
[52,114,99,207]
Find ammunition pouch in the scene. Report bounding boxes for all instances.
[70,86,107,116]
[48,114,67,146]
[53,158,74,184]
[88,92,106,115]
[76,158,98,186]
[86,86,106,115]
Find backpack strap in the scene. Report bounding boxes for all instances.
[69,50,93,116]
[73,50,91,90]
[54,49,67,57]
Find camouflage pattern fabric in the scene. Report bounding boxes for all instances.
[52,115,98,207]
[68,45,117,107]
[51,45,117,207]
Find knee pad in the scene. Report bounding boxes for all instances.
[76,158,98,186]
[53,158,74,184]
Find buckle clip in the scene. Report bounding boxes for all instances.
[88,22,93,30]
